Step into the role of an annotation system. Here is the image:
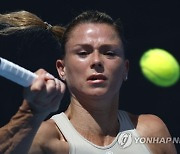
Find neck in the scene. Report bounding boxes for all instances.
[65,93,120,136]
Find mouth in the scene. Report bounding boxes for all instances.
[87,74,107,83]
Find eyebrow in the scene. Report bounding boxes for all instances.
[74,43,121,49]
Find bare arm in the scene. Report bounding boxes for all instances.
[0,101,47,154]
[136,114,177,154]
[28,120,69,154]
[0,69,65,154]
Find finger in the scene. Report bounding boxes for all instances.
[30,70,48,88]
[33,69,55,82]
[45,73,55,80]
[31,78,46,91]
[34,69,47,76]
[52,78,66,94]
[46,79,57,94]
[43,79,65,107]
[58,79,66,94]
[54,78,60,90]
[24,77,46,101]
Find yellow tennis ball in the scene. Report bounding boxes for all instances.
[140,48,180,87]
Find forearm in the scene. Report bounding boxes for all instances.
[0,100,47,154]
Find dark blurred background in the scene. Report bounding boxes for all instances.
[0,0,180,152]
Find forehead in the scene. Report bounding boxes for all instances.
[67,23,121,45]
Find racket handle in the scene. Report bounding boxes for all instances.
[0,57,38,87]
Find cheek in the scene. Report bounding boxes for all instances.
[64,58,88,86]
[107,61,125,87]
[66,59,87,75]
[108,60,124,77]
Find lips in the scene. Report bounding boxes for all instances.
[87,74,107,81]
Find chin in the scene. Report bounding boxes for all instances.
[86,89,109,97]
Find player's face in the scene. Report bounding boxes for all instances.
[57,23,128,99]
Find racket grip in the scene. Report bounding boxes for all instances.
[0,57,38,87]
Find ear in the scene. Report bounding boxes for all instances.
[56,59,66,81]
[123,59,129,81]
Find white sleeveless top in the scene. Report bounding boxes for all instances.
[51,110,152,154]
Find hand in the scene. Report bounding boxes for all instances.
[23,69,66,115]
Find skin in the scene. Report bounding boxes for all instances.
[0,69,66,154]
[30,23,176,153]
[30,23,129,153]
[0,23,176,154]
[59,23,128,145]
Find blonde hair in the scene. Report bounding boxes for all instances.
[0,10,65,41]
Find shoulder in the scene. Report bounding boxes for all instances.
[126,112,169,136]
[127,112,177,154]
[133,113,167,134]
[36,119,60,141]
[135,113,171,139]
[29,119,69,154]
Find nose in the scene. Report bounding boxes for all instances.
[90,51,104,72]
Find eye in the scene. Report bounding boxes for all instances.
[77,50,89,57]
[104,51,116,57]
